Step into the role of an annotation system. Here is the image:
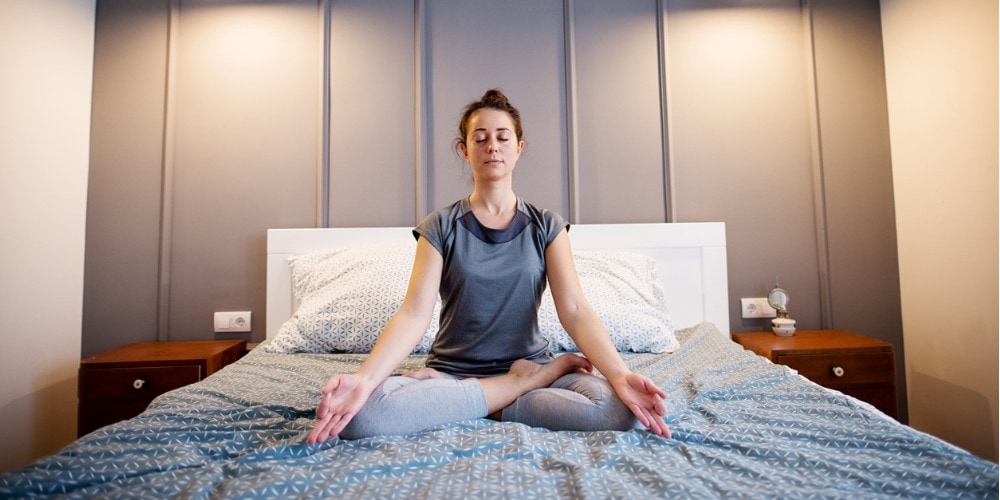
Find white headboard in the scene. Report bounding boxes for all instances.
[266,222,729,339]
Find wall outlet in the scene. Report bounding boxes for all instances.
[741,298,776,319]
[214,311,251,332]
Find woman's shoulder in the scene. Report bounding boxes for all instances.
[414,199,465,245]
[518,199,569,242]
[418,199,465,226]
[518,199,558,221]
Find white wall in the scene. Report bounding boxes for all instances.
[0,0,95,471]
[881,0,998,461]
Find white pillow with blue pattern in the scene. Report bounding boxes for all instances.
[264,244,676,355]
[538,250,677,353]
[264,243,439,355]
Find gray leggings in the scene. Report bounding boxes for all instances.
[339,372,638,440]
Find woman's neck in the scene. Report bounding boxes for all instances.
[470,185,515,214]
[469,188,517,229]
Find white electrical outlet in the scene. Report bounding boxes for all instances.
[214,311,252,332]
[741,298,776,319]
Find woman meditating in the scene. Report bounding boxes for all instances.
[307,89,669,444]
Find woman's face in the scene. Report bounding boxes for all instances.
[460,108,524,183]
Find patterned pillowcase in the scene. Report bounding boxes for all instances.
[264,244,676,355]
[538,250,678,353]
[263,243,440,354]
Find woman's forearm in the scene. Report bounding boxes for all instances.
[559,305,630,381]
[357,236,443,386]
[356,308,433,385]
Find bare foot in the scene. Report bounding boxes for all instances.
[403,367,448,380]
[508,354,592,390]
[479,355,592,416]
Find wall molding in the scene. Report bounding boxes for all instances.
[156,0,180,342]
[563,0,581,223]
[657,0,674,222]
[414,0,427,225]
[802,0,834,329]
[318,0,332,228]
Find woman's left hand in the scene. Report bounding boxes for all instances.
[608,372,671,438]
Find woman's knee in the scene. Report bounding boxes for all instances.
[339,376,488,439]
[338,409,385,440]
[504,375,638,431]
[334,376,415,440]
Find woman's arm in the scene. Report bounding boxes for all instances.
[307,237,443,444]
[544,230,671,437]
[357,237,444,382]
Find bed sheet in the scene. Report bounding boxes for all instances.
[2,323,997,498]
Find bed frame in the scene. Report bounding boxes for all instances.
[266,222,729,339]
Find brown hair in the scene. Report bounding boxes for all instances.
[454,88,524,153]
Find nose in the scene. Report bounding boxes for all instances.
[488,141,499,153]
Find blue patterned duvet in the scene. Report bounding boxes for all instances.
[3,323,997,498]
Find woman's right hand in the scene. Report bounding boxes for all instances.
[307,238,443,445]
[306,374,373,444]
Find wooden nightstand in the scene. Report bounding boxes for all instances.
[731,330,897,419]
[78,340,246,436]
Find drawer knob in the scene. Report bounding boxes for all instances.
[133,379,146,390]
[832,366,845,377]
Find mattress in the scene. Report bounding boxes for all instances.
[2,322,996,498]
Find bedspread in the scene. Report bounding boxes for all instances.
[2,323,997,498]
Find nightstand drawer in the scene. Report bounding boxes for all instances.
[79,365,201,400]
[776,352,894,388]
[78,340,245,436]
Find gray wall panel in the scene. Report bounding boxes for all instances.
[574,0,665,223]
[811,0,905,418]
[665,0,822,328]
[329,0,415,227]
[166,0,318,341]
[425,0,567,216]
[83,0,169,357]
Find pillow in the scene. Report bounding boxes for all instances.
[265,244,675,355]
[537,250,677,353]
[263,243,440,354]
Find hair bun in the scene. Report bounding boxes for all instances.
[482,88,508,105]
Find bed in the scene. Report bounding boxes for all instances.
[2,223,996,498]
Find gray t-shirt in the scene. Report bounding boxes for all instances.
[413,197,569,378]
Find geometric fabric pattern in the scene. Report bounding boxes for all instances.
[537,249,677,353]
[266,245,677,355]
[3,323,996,498]
[265,243,440,354]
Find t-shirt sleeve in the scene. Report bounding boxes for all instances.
[412,210,447,256]
[539,206,570,247]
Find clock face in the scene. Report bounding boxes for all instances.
[768,287,789,311]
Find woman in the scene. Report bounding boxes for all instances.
[307,89,669,444]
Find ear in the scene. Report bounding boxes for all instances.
[459,142,469,162]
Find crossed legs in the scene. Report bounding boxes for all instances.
[338,355,637,440]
